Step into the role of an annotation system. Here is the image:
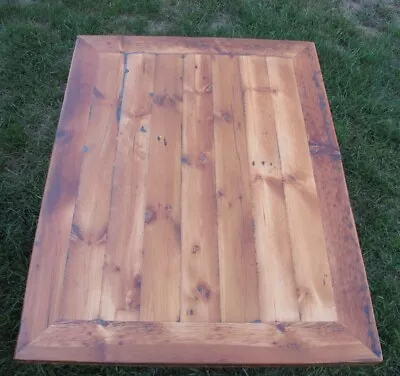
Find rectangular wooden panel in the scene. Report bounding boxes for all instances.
[99,54,155,321]
[181,54,220,322]
[239,55,299,322]
[16,36,381,365]
[139,54,183,322]
[61,53,122,320]
[212,55,259,323]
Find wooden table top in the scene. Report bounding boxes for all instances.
[15,36,381,365]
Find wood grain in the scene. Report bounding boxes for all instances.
[293,44,382,359]
[239,55,299,322]
[181,54,220,322]
[212,55,259,323]
[139,54,183,322]
[99,53,155,321]
[16,38,98,350]
[61,53,122,320]
[267,56,336,322]
[17,321,377,364]
[81,35,310,57]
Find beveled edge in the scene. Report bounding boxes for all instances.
[15,37,101,355]
[292,44,382,361]
[15,321,381,365]
[79,35,312,57]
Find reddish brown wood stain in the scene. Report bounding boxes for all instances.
[15,36,381,365]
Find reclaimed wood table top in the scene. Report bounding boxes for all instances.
[15,36,381,365]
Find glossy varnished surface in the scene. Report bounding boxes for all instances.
[15,36,381,365]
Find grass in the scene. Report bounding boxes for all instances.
[0,0,399,375]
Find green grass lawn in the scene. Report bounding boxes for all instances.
[0,0,399,375]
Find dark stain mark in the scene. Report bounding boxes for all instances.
[163,138,167,146]
[283,174,296,184]
[151,93,176,107]
[55,129,73,146]
[165,204,172,218]
[363,305,382,357]
[275,322,286,333]
[134,275,142,289]
[114,266,120,272]
[148,92,154,97]
[192,245,201,254]
[198,152,207,165]
[181,155,191,165]
[177,315,181,322]
[174,222,181,245]
[140,125,147,133]
[359,284,368,293]
[196,282,211,301]
[116,53,129,125]
[94,319,109,327]
[144,322,156,332]
[71,224,84,241]
[55,129,66,139]
[118,340,124,346]
[144,208,156,224]
[250,320,261,323]
[93,87,105,99]
[286,342,301,351]
[312,70,334,146]
[308,141,341,161]
[187,309,194,316]
[82,145,89,153]
[217,190,224,197]
[221,112,232,122]
[228,201,233,209]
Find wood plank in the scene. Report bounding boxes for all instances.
[139,54,183,322]
[267,56,336,322]
[99,54,155,321]
[17,321,377,364]
[239,55,299,322]
[81,35,309,57]
[293,45,381,358]
[16,38,98,350]
[60,53,122,320]
[212,55,259,323]
[181,54,220,322]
